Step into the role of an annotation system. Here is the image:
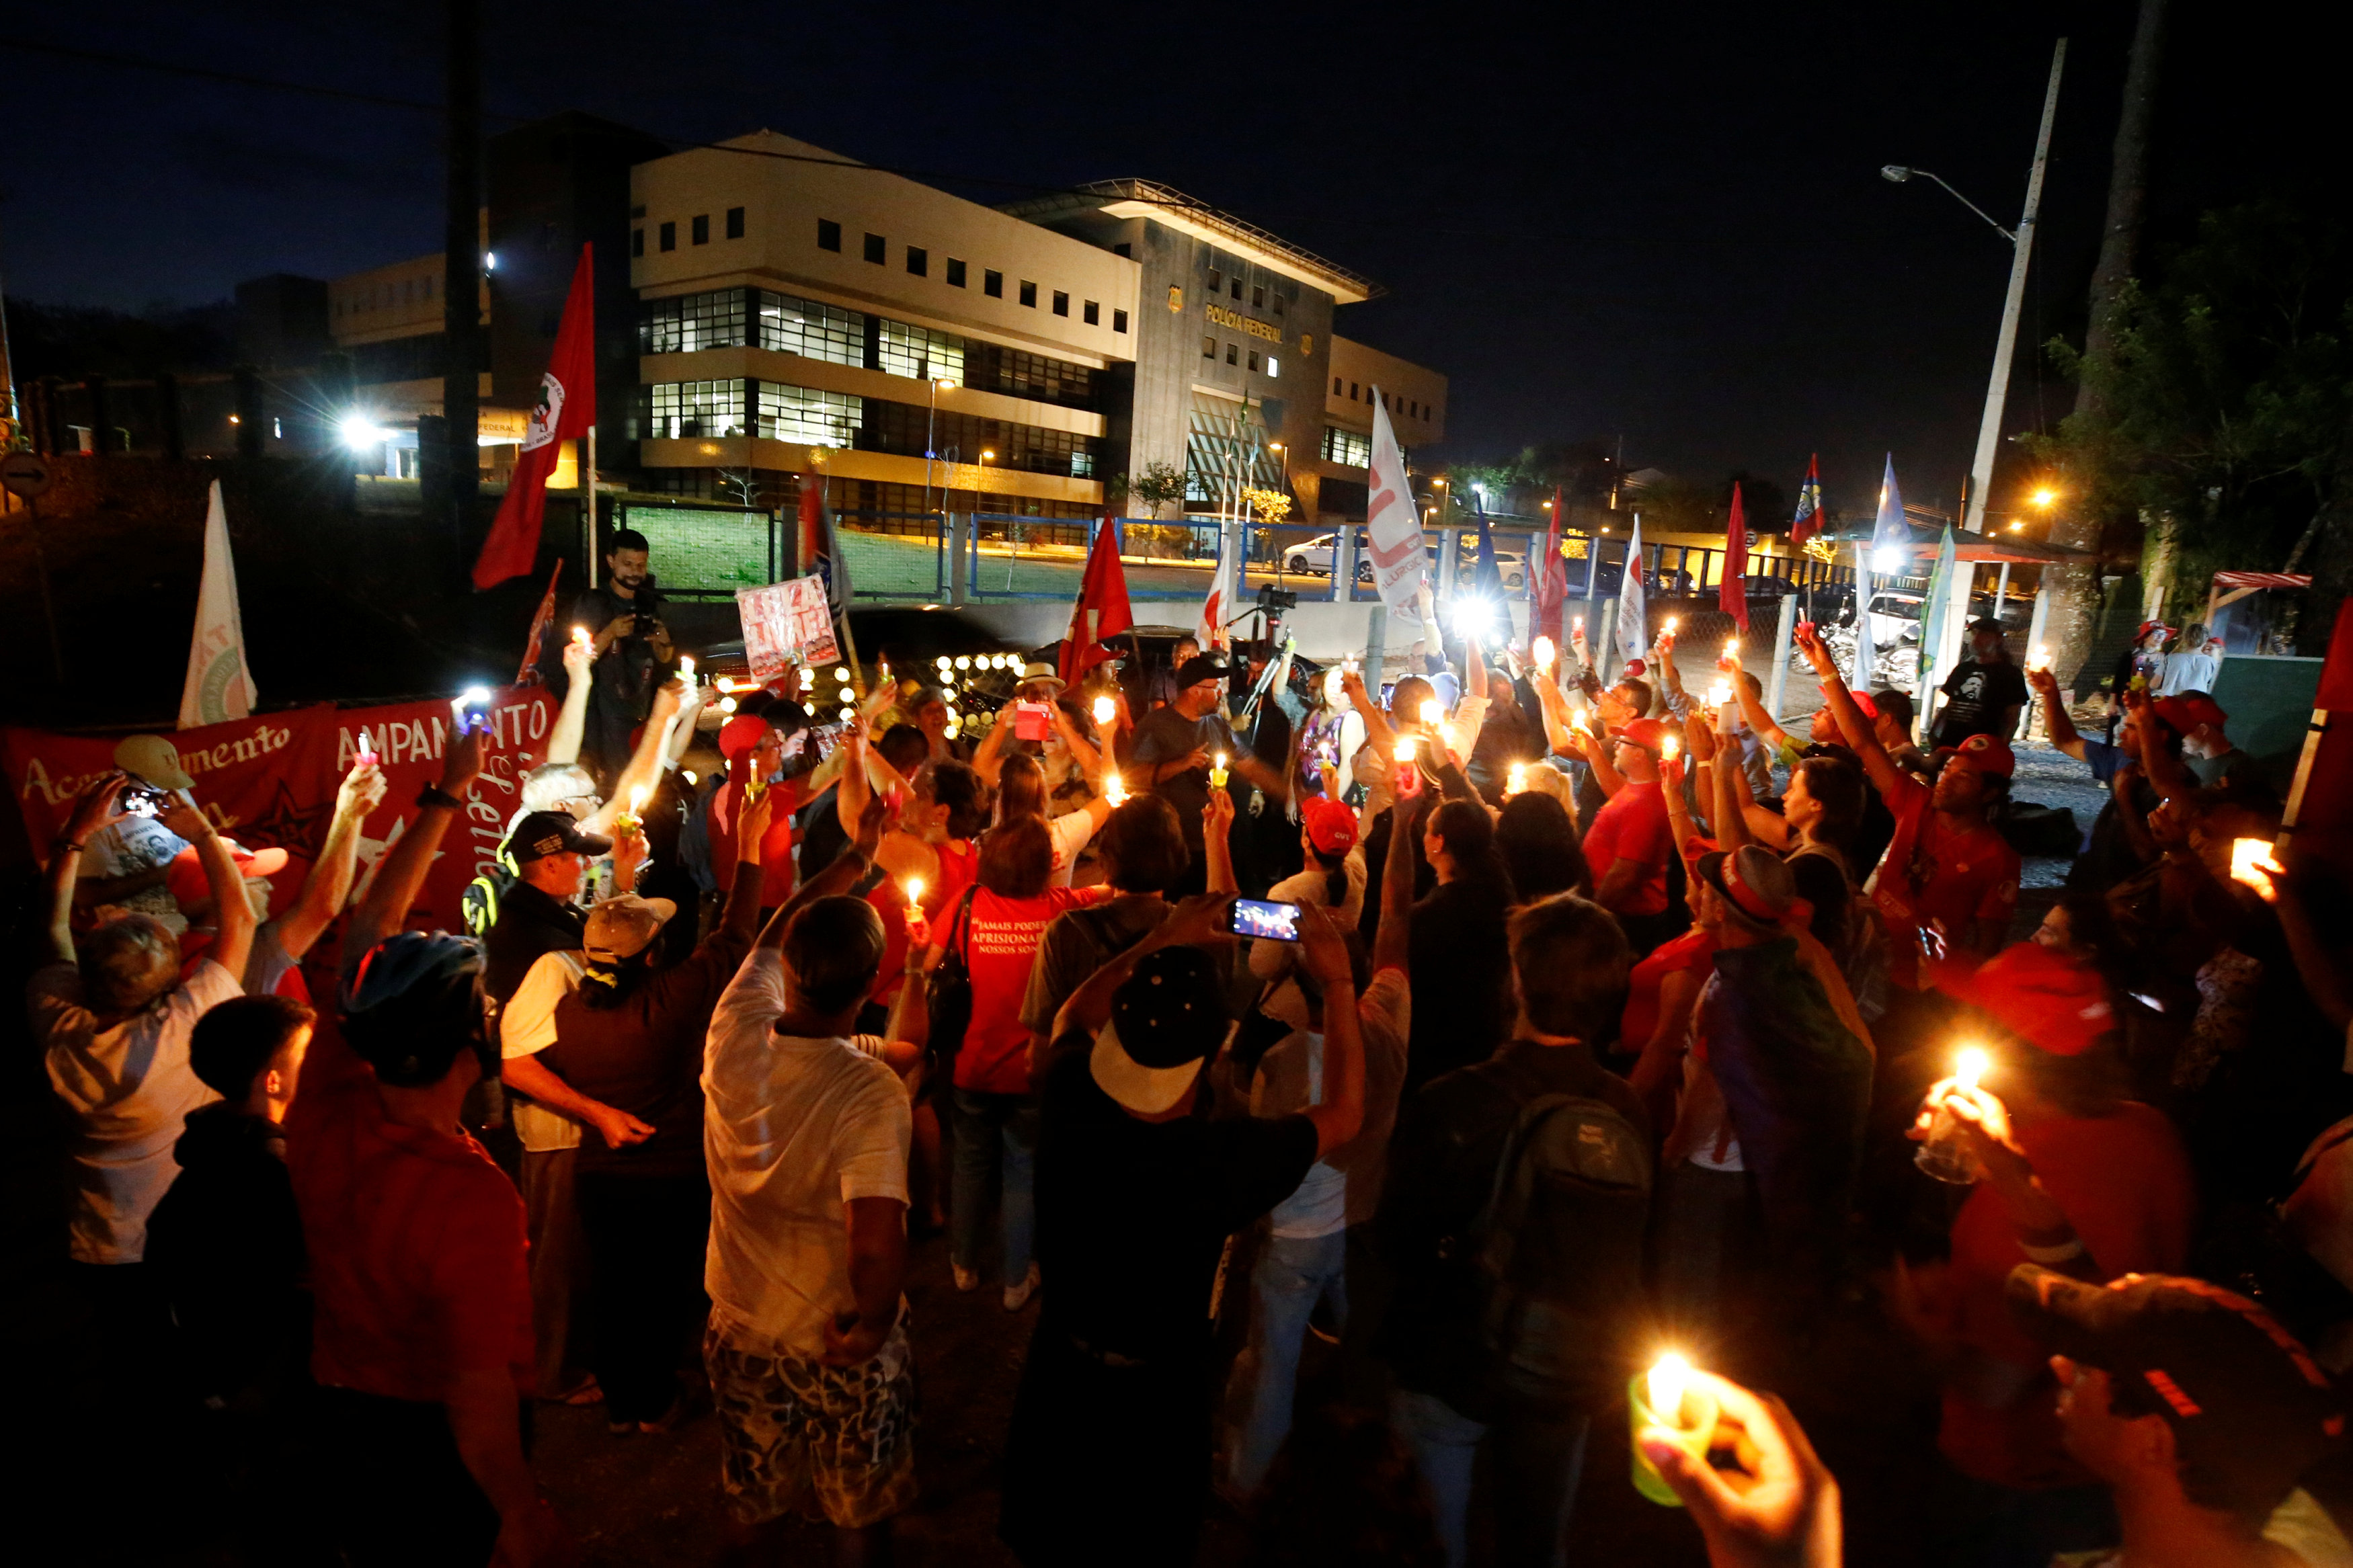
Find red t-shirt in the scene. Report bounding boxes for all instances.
[1936,1102,2193,1489]
[1620,926,1717,1051]
[869,839,980,1008]
[710,776,803,899]
[284,1030,534,1403]
[953,885,1111,1095]
[1583,780,1673,916]
[1870,775,2020,989]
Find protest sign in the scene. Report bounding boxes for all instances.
[737,574,839,682]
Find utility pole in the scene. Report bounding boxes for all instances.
[1960,38,2067,536]
[442,0,482,556]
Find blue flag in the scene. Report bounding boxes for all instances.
[1472,497,1502,598]
[1869,454,1912,574]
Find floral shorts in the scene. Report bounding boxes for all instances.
[704,1316,919,1529]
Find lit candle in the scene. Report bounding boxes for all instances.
[570,624,591,652]
[2031,643,2051,671]
[904,875,925,907]
[356,728,377,770]
[1439,722,1460,761]
[1103,772,1127,806]
[1506,761,1528,796]
[1663,616,1679,635]
[1630,1351,1714,1508]
[1093,694,1117,726]
[1209,752,1229,789]
[617,784,648,833]
[1661,735,1680,764]
[1532,634,1556,671]
[2230,837,2276,887]
[1956,1046,1989,1092]
[1394,735,1418,764]
[1573,614,1585,631]
[1724,637,1740,659]
[1419,698,1442,729]
[719,696,738,714]
[1917,1045,1992,1184]
[679,655,695,683]
[1708,682,1732,708]
[1647,1354,1692,1428]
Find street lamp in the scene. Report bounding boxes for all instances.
[1882,38,2067,535]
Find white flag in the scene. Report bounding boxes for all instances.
[1362,390,1426,620]
[1617,518,1647,671]
[179,480,256,729]
[1195,519,1237,650]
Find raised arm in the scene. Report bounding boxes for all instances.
[719,786,774,942]
[275,761,389,961]
[1583,728,1626,798]
[159,794,256,985]
[1294,907,1365,1159]
[585,677,685,837]
[1464,632,1489,703]
[44,776,130,966]
[350,728,487,958]
[1728,649,1793,756]
[1795,624,1905,803]
[1661,753,1706,887]
[1371,796,1418,976]
[2026,665,2086,761]
[2126,690,2200,806]
[662,677,709,772]
[1203,788,1240,896]
[1052,893,1235,1044]
[971,700,1016,788]
[760,789,886,950]
[545,634,596,766]
[1340,668,1396,761]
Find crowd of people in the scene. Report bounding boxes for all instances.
[26,531,2353,1568]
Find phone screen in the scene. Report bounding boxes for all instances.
[1229,898,1303,943]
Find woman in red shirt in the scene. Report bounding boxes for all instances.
[927,815,1110,1308]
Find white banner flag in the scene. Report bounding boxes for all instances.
[1195,518,1238,649]
[179,480,256,729]
[1362,390,1426,619]
[1617,518,1647,671]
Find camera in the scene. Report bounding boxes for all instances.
[1256,584,1298,613]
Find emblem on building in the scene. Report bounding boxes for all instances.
[1168,284,1183,312]
[1301,333,1314,356]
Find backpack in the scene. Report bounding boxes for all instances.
[1471,1057,1654,1406]
[924,887,982,1077]
[461,837,521,941]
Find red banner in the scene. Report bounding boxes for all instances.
[5,686,557,938]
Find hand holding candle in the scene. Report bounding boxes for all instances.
[1630,1352,1718,1507]
[1915,1046,1991,1184]
[1532,634,1556,672]
[2231,837,2283,901]
[356,727,378,771]
[1102,771,1127,807]
[1209,751,1230,789]
[1663,616,1679,636]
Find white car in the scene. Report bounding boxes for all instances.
[1867,591,1925,647]
[1285,531,1527,590]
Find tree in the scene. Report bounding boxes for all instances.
[1125,460,1187,519]
[2026,202,2353,653]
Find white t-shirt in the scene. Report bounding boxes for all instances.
[1047,807,1098,890]
[2156,649,2220,698]
[501,950,588,1153]
[703,948,912,1358]
[34,958,240,1263]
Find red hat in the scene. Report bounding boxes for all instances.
[718,714,770,759]
[1943,940,2114,1055]
[1849,689,1881,722]
[1622,658,1648,679]
[1616,718,1676,753]
[1936,732,2016,778]
[1302,796,1359,856]
[2153,692,2227,736]
[168,839,290,912]
[2135,619,2173,642]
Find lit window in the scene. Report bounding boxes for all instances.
[725,206,745,239]
[863,233,885,264]
[947,258,967,288]
[817,218,842,251]
[1082,300,1099,325]
[691,214,710,245]
[984,270,1004,298]
[631,229,644,257]
[1322,426,1371,468]
[1020,280,1038,308]
[907,247,928,277]
[659,222,676,252]
[1226,342,1238,365]
[1113,308,1128,333]
[1203,335,1215,359]
[1266,356,1279,378]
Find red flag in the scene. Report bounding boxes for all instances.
[1790,453,1824,547]
[1533,485,1568,654]
[1060,514,1135,687]
[798,476,824,572]
[513,561,565,685]
[1720,482,1751,630]
[472,245,597,590]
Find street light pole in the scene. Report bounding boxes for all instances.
[1884,36,2067,536]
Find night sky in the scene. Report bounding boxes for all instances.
[2,1,2334,519]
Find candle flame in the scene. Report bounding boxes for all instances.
[1103,772,1127,805]
[1419,699,1441,729]
[679,655,695,678]
[1648,1354,1692,1423]
[1093,695,1117,725]
[1956,1047,1990,1094]
[628,785,649,814]
[1507,761,1528,795]
[905,876,925,905]
[2230,837,2274,886]
[1663,616,1679,634]
[1661,736,1680,762]
[1394,736,1418,764]
[571,624,590,645]
[1532,635,1556,671]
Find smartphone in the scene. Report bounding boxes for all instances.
[455,686,494,737]
[121,785,164,818]
[1014,700,1053,743]
[1228,897,1303,943]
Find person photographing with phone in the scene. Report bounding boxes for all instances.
[567,527,674,787]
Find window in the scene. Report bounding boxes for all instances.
[631,228,644,257]
[1248,350,1260,372]
[1333,376,1343,395]
[725,206,745,239]
[1113,308,1128,333]
[973,343,1099,407]
[641,288,750,354]
[1265,356,1279,378]
[1273,294,1284,316]
[659,221,676,251]
[817,218,842,251]
[1252,284,1265,308]
[1051,290,1069,317]
[1226,342,1238,365]
[1230,276,1242,300]
[1349,382,1359,400]
[1203,335,1216,359]
[691,214,710,245]
[749,289,865,367]
[1322,426,1372,467]
[906,246,928,277]
[875,318,967,383]
[643,379,746,439]
[1208,266,1222,292]
[1082,300,1099,325]
[1019,280,1038,308]
[863,232,885,264]
[947,257,967,288]
[753,382,861,445]
[1114,242,1131,257]
[984,269,1004,297]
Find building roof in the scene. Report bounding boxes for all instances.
[1001,178,1384,304]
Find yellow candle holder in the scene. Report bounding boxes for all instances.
[1628,1369,1718,1507]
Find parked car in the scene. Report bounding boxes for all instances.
[1284,530,1528,591]
[1866,591,1926,647]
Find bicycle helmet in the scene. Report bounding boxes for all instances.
[340,930,493,1087]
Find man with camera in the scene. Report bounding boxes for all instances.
[568,528,674,787]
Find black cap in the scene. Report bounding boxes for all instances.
[508,811,613,863]
[2007,1266,2346,1512]
[1174,653,1233,690]
[1088,946,1232,1114]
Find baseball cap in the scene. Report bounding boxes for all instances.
[1942,940,2114,1055]
[167,839,290,911]
[1848,689,1882,722]
[1302,796,1359,856]
[2153,692,2227,737]
[1696,844,1799,929]
[718,714,771,759]
[1174,653,1233,690]
[1089,946,1232,1114]
[2135,619,2173,642]
[1615,718,1676,753]
[1936,732,2017,778]
[1966,616,2009,638]
[584,893,678,963]
[2006,1266,2345,1514]
[507,810,612,864]
[114,734,194,792]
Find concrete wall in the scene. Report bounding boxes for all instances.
[951,595,1527,665]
